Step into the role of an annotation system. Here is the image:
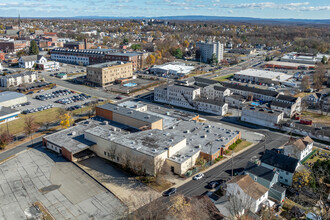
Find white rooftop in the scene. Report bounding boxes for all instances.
[234,69,292,81]
[151,62,195,75]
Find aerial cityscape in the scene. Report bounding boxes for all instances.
[0,0,329,219]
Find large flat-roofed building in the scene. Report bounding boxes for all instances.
[43,117,241,176]
[96,103,163,130]
[150,62,195,77]
[51,48,146,70]
[281,52,329,64]
[196,41,224,64]
[241,106,284,128]
[167,121,241,160]
[264,61,315,70]
[0,40,28,52]
[154,84,228,116]
[0,106,20,124]
[0,91,27,107]
[86,61,133,87]
[233,69,292,85]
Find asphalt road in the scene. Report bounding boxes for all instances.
[0,137,43,162]
[177,129,286,197]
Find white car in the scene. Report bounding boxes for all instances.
[193,173,204,180]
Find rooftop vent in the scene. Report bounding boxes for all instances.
[114,107,119,110]
[71,131,76,136]
[184,130,190,133]
[128,111,133,114]
[152,149,157,152]
[145,115,150,119]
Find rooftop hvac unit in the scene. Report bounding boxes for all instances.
[71,131,76,136]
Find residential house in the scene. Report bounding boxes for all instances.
[307,93,322,106]
[19,55,37,69]
[244,161,286,203]
[284,136,313,161]
[226,175,270,213]
[260,149,299,186]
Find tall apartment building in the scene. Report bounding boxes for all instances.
[86,61,133,87]
[196,41,224,64]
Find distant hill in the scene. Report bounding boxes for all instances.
[69,15,330,25]
[7,15,330,25]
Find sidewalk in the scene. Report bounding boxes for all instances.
[170,143,256,189]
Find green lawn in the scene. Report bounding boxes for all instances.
[214,74,234,82]
[0,107,60,135]
[233,140,253,153]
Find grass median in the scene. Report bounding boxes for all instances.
[214,74,233,82]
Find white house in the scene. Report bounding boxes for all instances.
[0,72,38,87]
[19,55,47,69]
[19,55,37,69]
[261,149,299,186]
[284,136,313,161]
[226,175,270,214]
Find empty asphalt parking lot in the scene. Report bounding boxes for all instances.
[0,147,126,219]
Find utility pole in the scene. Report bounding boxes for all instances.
[231,150,234,179]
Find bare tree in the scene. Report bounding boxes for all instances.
[24,115,40,146]
[0,129,14,150]
[313,64,326,90]
[301,75,310,91]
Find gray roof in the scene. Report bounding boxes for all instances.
[1,71,37,80]
[245,161,277,182]
[88,61,130,68]
[0,106,20,117]
[167,121,240,155]
[97,103,162,124]
[221,82,279,97]
[261,149,299,173]
[0,91,26,103]
[110,129,185,157]
[19,55,37,62]
[271,100,292,108]
[270,183,286,193]
[277,95,297,103]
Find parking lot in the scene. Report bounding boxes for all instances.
[11,85,96,114]
[0,147,126,219]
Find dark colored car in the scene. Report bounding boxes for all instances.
[115,96,122,100]
[207,181,220,189]
[27,91,34,95]
[162,188,177,197]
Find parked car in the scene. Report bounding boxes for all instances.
[115,96,122,100]
[193,173,204,180]
[162,188,177,197]
[207,181,220,189]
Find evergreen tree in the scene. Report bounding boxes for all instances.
[29,40,39,55]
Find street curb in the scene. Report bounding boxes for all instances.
[171,142,257,189]
[0,147,34,165]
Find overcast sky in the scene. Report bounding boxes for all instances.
[0,0,329,19]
